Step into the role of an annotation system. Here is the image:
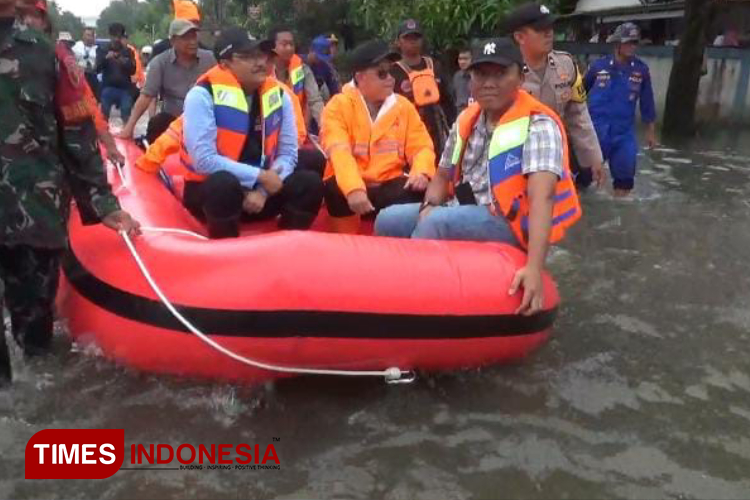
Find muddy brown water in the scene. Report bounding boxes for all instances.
[2,132,750,499]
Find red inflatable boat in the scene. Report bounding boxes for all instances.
[57,141,559,384]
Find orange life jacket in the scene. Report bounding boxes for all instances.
[450,90,581,248]
[174,0,200,20]
[178,66,284,182]
[129,44,145,87]
[286,54,306,111]
[396,57,440,107]
[136,117,183,174]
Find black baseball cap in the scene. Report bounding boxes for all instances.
[467,37,523,70]
[504,2,556,33]
[214,27,275,61]
[108,22,126,37]
[350,39,400,72]
[397,19,423,37]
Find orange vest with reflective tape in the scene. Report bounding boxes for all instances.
[450,90,581,248]
[396,57,440,107]
[178,66,284,182]
[286,54,306,111]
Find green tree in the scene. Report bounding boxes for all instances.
[662,0,714,140]
[47,1,85,39]
[96,0,170,48]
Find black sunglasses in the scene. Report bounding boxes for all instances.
[375,68,391,80]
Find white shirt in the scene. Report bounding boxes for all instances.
[72,41,98,72]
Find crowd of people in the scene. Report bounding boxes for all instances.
[0,0,658,382]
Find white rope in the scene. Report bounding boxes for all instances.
[109,159,130,191]
[118,230,416,384]
[140,226,209,240]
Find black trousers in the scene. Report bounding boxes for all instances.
[183,170,324,239]
[569,139,593,189]
[298,147,326,177]
[324,176,424,218]
[0,246,62,366]
[85,72,100,100]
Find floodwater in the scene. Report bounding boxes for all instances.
[2,131,750,500]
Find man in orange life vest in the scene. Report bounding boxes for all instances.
[181,27,324,239]
[375,38,581,315]
[391,19,456,158]
[321,39,436,234]
[269,26,325,133]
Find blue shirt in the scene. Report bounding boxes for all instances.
[183,86,299,190]
[584,55,656,132]
[304,56,341,97]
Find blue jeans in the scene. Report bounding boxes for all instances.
[374,203,520,246]
[100,86,133,122]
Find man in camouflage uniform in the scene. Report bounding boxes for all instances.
[0,0,139,382]
[505,2,605,189]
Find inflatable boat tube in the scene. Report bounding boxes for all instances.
[57,141,559,383]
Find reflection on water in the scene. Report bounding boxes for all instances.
[2,131,750,499]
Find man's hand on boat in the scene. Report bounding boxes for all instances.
[404,172,430,192]
[243,190,267,214]
[347,190,375,215]
[258,170,283,195]
[102,210,141,238]
[509,265,544,316]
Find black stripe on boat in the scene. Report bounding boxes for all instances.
[63,250,557,339]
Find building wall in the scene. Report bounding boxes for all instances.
[558,43,750,125]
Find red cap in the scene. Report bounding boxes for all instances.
[35,0,48,13]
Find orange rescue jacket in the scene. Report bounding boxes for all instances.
[321,84,436,196]
[450,90,581,248]
[136,78,307,175]
[129,44,145,88]
[177,66,284,182]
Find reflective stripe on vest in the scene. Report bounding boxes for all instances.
[450,91,581,248]
[289,55,305,101]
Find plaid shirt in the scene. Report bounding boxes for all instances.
[438,112,564,206]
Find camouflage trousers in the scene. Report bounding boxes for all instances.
[0,245,62,357]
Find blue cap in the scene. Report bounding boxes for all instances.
[311,35,332,61]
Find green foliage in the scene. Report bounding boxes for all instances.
[47,1,85,39]
[96,0,171,47]
[348,0,530,51]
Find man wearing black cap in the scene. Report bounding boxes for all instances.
[391,19,455,158]
[96,22,136,122]
[179,27,323,238]
[320,39,436,234]
[506,2,604,189]
[376,38,581,316]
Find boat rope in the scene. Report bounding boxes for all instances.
[118,229,417,384]
[139,226,210,240]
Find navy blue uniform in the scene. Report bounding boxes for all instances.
[584,55,656,190]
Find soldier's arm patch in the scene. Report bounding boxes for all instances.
[571,71,587,103]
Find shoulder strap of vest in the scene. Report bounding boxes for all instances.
[424,56,434,71]
[395,60,411,74]
[456,103,482,140]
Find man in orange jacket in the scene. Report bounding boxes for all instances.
[375,38,582,316]
[321,39,436,233]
